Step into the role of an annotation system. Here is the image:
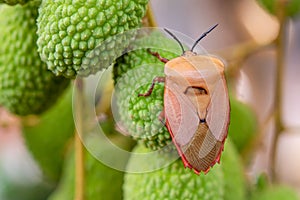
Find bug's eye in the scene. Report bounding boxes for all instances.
[184,86,208,96]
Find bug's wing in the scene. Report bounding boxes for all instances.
[189,56,230,142]
[163,56,230,173]
[164,81,200,148]
[164,78,223,173]
[206,68,230,142]
[185,56,230,171]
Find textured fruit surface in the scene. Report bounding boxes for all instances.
[48,134,134,200]
[113,31,181,82]
[37,0,148,78]
[23,86,74,183]
[0,2,69,116]
[123,144,224,200]
[0,0,31,5]
[113,31,180,150]
[257,0,300,17]
[114,63,169,150]
[228,97,257,152]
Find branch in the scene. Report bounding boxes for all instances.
[270,0,288,183]
[145,2,158,27]
[74,78,85,200]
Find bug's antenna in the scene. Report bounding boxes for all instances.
[191,24,218,52]
[164,28,185,54]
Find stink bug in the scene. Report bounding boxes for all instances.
[138,24,230,174]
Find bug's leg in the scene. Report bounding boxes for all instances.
[147,48,169,63]
[138,76,165,97]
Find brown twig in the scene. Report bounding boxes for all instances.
[270,0,288,183]
[146,2,158,27]
[75,132,85,200]
[74,78,85,200]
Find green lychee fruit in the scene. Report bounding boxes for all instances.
[37,0,149,78]
[123,144,225,200]
[113,31,180,150]
[0,2,69,116]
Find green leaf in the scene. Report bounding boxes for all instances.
[22,85,74,183]
[48,134,134,200]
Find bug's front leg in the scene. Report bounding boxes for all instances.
[138,76,165,97]
[147,49,169,63]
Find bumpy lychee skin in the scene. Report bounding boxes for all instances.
[0,2,69,116]
[114,60,169,150]
[37,0,148,78]
[124,144,224,200]
[113,32,182,150]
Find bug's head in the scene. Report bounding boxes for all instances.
[164,24,218,55]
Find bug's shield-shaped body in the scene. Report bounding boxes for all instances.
[164,52,230,174]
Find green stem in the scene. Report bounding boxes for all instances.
[74,78,85,200]
[270,0,287,183]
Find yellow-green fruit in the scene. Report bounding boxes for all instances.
[0,0,31,5]
[123,144,224,200]
[113,31,180,82]
[113,32,180,150]
[114,63,170,150]
[0,2,69,116]
[37,0,148,78]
